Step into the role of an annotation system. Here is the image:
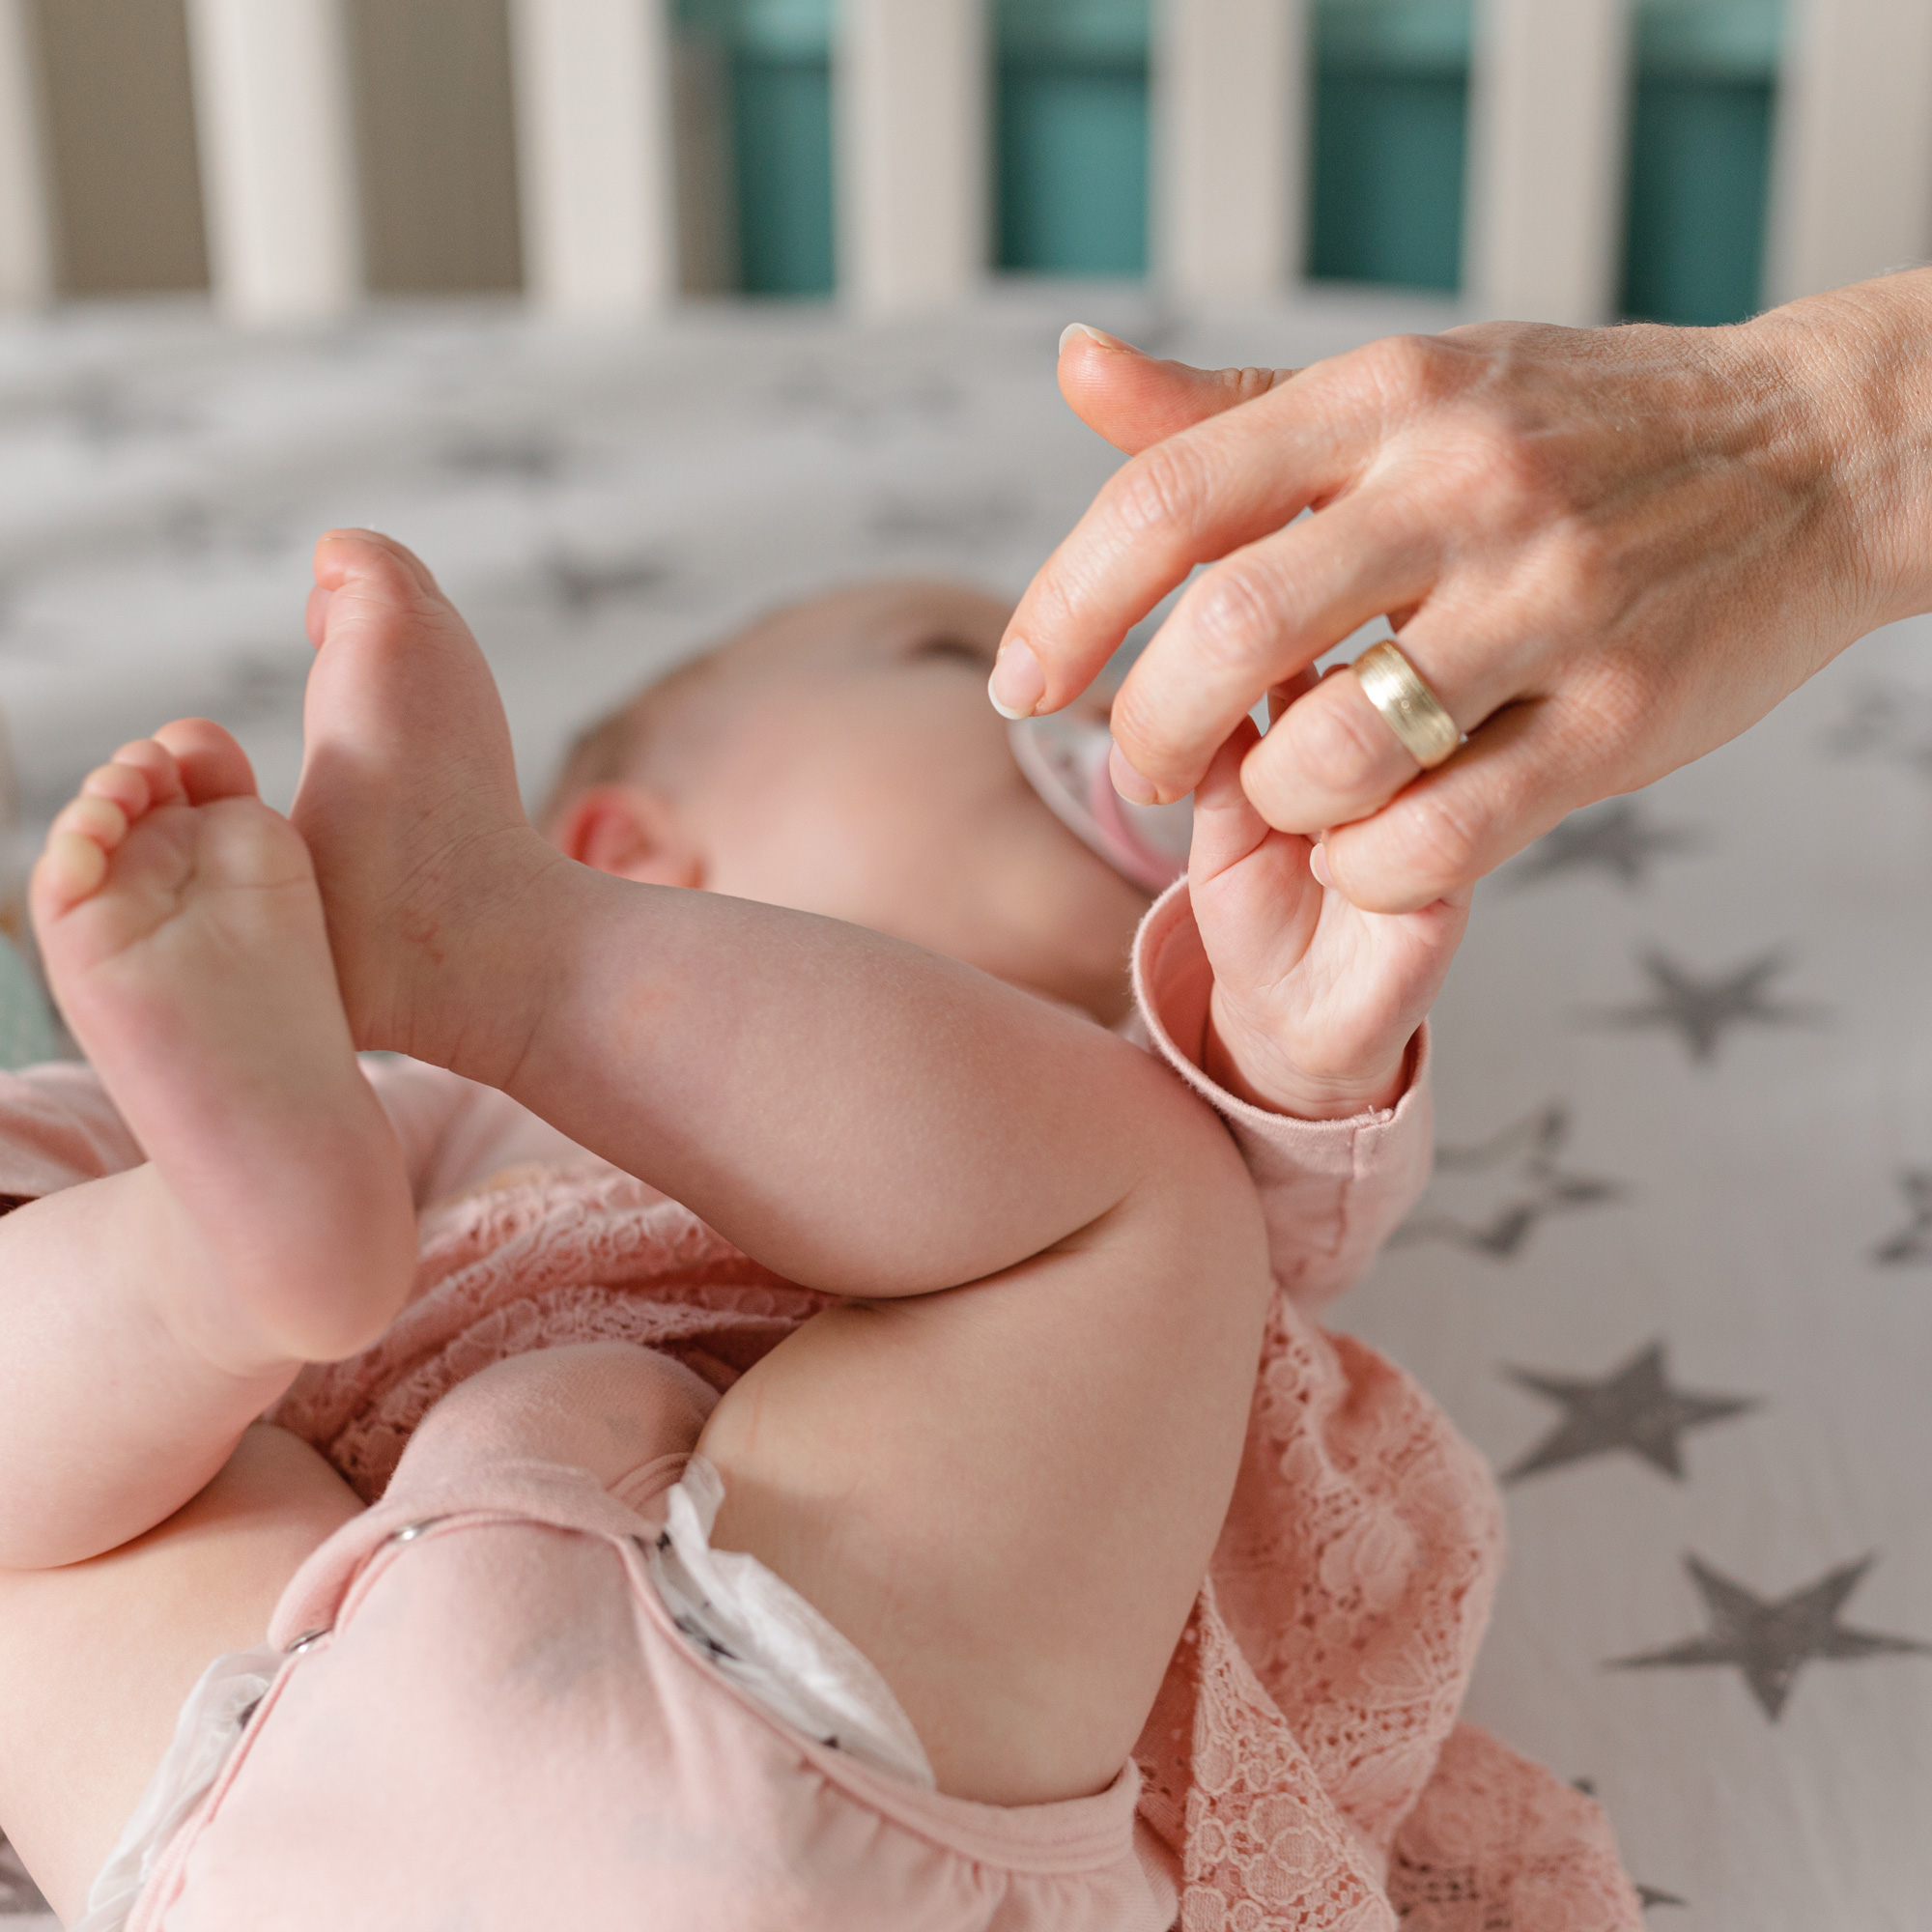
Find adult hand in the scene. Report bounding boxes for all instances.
[991,277,1932,910]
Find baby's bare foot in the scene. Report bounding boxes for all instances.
[290,531,562,1084]
[31,721,417,1367]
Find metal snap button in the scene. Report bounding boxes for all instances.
[386,1516,448,1545]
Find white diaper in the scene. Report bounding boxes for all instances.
[644,1455,935,1788]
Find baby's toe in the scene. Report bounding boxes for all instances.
[107,739,188,810]
[80,759,160,821]
[54,792,130,852]
[151,720,257,805]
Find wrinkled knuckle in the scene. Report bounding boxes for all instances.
[1113,438,1210,539]
[1361,332,1460,409]
[1287,689,1388,800]
[1395,781,1485,892]
[1577,645,1664,744]
[1185,566,1284,683]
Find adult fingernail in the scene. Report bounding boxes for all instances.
[1058,322,1129,355]
[1310,842,1336,889]
[1108,740,1159,806]
[988,639,1045,720]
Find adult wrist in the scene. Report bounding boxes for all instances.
[1742,270,1932,632]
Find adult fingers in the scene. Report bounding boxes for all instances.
[992,358,1388,724]
[1101,489,1440,803]
[1057,327,1298,456]
[1316,699,1584,913]
[1238,609,1545,837]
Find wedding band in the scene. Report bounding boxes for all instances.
[1351,640,1461,769]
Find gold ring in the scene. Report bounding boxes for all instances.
[1351,640,1461,769]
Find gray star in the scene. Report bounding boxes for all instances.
[1509,801,1700,889]
[1612,1553,1932,1719]
[542,551,670,615]
[1822,686,1932,782]
[1597,949,1823,1065]
[1395,1103,1622,1259]
[1873,1170,1932,1264]
[1502,1340,1759,1482]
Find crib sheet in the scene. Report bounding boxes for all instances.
[0,289,1926,1931]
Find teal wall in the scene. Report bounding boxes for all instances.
[1309,0,1472,293]
[994,0,1151,276]
[679,0,836,298]
[1620,0,1783,326]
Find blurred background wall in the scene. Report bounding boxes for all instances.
[0,0,1924,327]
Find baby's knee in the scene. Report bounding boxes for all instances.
[397,1343,719,1495]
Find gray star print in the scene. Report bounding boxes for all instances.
[1597,950,1823,1065]
[1822,685,1932,782]
[1508,801,1700,890]
[1873,1170,1932,1264]
[1502,1340,1759,1482]
[1395,1103,1622,1258]
[1612,1553,1932,1719]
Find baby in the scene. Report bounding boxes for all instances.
[0,534,1640,1928]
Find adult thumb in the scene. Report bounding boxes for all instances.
[1057,325,1298,456]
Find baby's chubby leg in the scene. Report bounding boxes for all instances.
[291,533,1274,1807]
[0,722,415,1571]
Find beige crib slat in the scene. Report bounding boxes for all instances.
[1768,0,1932,304]
[509,0,677,319]
[1466,0,1630,326]
[183,0,360,323]
[1156,0,1304,299]
[838,0,987,317]
[0,0,51,307]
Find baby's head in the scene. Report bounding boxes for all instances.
[540,582,1156,1024]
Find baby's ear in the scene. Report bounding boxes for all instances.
[551,784,704,889]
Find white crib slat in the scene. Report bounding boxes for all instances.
[1466,0,1630,326]
[1767,0,1932,304]
[0,0,51,307]
[838,0,987,316]
[1156,0,1303,299]
[183,0,360,323]
[509,0,677,319]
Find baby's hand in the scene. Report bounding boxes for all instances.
[1185,711,1469,1120]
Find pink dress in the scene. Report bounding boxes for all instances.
[0,887,1641,1929]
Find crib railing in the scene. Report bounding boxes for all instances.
[0,0,1927,327]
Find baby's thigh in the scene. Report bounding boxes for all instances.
[697,1149,1270,1814]
[0,1423,359,1922]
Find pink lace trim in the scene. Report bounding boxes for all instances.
[270,1168,1640,1929]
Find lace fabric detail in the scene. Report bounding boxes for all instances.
[270,1164,830,1503]
[270,1166,1640,1928]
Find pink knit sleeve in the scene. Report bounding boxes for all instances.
[1127,881,1433,1316]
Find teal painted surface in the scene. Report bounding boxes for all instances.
[733,51,836,295]
[1620,0,1782,325]
[678,0,835,297]
[0,935,56,1071]
[995,0,1150,276]
[1309,0,1472,293]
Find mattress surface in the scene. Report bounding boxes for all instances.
[1,290,1927,1932]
